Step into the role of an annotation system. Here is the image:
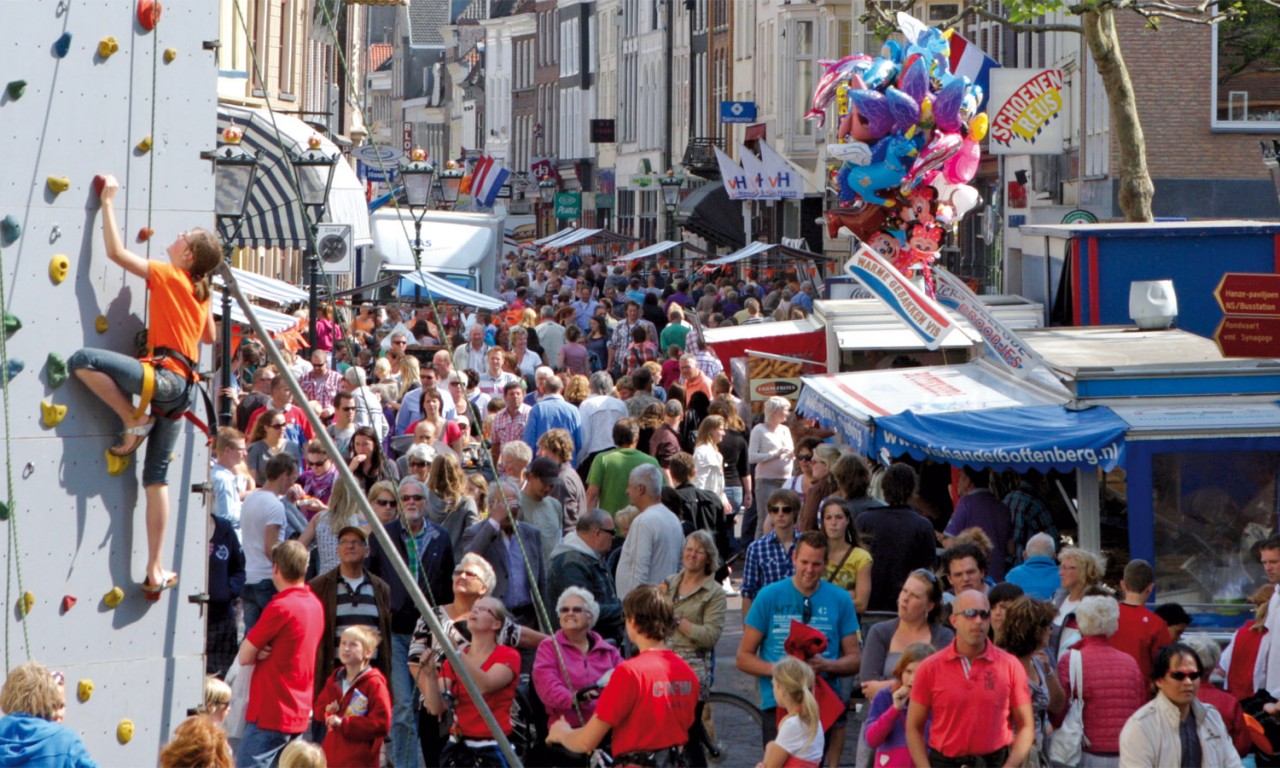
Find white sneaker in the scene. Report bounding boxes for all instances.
[721,577,739,596]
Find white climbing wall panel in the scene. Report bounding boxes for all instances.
[0,0,216,761]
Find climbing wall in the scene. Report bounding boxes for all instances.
[0,1,216,760]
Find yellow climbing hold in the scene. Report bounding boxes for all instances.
[95,315,108,334]
[97,37,119,59]
[46,176,71,194]
[116,719,133,744]
[20,592,34,617]
[49,254,69,285]
[136,136,152,154]
[105,450,130,476]
[103,586,124,608]
[163,48,177,63]
[77,679,93,702]
[41,400,67,428]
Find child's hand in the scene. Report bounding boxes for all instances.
[325,701,338,714]
[326,714,342,729]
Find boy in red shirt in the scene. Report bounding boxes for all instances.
[316,626,392,768]
[1110,559,1172,680]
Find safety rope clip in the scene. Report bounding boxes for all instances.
[56,0,68,17]
[49,225,61,244]
[21,462,33,479]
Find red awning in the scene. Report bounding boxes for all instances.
[744,123,767,143]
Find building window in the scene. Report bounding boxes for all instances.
[791,19,816,139]
[251,0,269,92]
[1213,1,1280,128]
[279,0,295,94]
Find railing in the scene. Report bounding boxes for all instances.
[682,136,726,178]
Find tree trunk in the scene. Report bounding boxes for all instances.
[1081,8,1154,222]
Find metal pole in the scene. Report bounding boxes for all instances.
[216,262,523,768]
[308,219,320,351]
[219,243,234,426]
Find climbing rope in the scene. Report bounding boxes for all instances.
[0,251,33,669]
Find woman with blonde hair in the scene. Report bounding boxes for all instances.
[425,453,480,558]
[372,356,392,384]
[798,443,841,532]
[748,396,795,539]
[758,656,824,768]
[564,373,590,406]
[693,415,729,512]
[0,660,95,766]
[365,479,400,526]
[396,354,421,403]
[300,477,365,574]
[342,365,389,442]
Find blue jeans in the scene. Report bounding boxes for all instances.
[241,579,276,636]
[235,722,299,768]
[389,631,419,767]
[68,347,194,486]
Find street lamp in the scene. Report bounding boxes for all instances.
[537,174,558,238]
[659,168,686,241]
[210,122,258,426]
[399,148,436,286]
[437,161,465,210]
[289,135,339,351]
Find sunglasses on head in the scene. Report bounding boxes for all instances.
[957,608,992,620]
[1168,671,1202,682]
[912,568,938,584]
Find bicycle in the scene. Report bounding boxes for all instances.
[699,690,764,764]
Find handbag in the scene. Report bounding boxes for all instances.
[1047,649,1088,768]
[222,658,252,740]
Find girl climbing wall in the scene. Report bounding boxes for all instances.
[67,174,219,599]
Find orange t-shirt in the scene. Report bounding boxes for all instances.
[147,260,209,377]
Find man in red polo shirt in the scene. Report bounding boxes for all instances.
[235,539,325,768]
[1110,559,1172,680]
[906,589,1034,768]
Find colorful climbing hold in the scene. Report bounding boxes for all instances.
[95,315,109,334]
[0,216,21,247]
[76,679,92,702]
[136,227,155,242]
[105,450,130,476]
[3,311,20,335]
[53,32,72,59]
[116,719,133,744]
[103,586,124,608]
[135,135,152,154]
[4,359,24,385]
[137,0,162,31]
[49,253,69,284]
[163,48,177,63]
[92,175,106,197]
[0,501,9,521]
[41,400,67,428]
[20,592,34,617]
[97,37,119,59]
[5,80,26,101]
[46,353,68,388]
[61,595,77,613]
[46,176,71,194]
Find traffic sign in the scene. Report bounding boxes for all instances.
[1214,273,1280,317]
[720,101,757,124]
[1214,316,1280,358]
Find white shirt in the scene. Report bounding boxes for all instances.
[241,490,286,583]
[578,395,629,456]
[616,503,685,599]
[1256,585,1280,696]
[776,713,825,765]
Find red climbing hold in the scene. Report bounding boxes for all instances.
[137,227,155,242]
[93,175,106,197]
[61,595,77,612]
[137,0,162,31]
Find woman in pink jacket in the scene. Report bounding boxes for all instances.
[533,586,624,767]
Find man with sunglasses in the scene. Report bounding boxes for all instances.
[740,489,803,618]
[736,530,861,752]
[1119,642,1241,767]
[326,392,357,455]
[300,348,343,420]
[906,589,1034,768]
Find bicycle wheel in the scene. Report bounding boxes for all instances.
[703,690,764,764]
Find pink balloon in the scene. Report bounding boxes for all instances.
[943,139,980,184]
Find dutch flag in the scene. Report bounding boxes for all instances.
[472,155,511,208]
[948,33,999,110]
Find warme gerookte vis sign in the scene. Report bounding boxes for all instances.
[988,69,1066,156]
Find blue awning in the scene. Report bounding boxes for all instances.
[397,269,506,310]
[874,404,1128,473]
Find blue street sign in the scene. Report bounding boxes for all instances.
[720,101,757,124]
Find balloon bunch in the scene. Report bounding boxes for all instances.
[811,21,988,296]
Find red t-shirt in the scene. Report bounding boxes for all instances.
[247,403,316,444]
[909,640,1030,758]
[441,645,521,738]
[147,260,209,377]
[1109,602,1172,681]
[594,649,699,755]
[245,585,326,733]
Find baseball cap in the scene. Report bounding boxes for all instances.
[336,526,368,543]
[526,456,560,483]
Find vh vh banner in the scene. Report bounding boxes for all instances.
[988,69,1065,155]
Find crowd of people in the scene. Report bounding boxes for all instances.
[9,243,1280,768]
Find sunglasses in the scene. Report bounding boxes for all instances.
[796,454,813,461]
[408,460,428,468]
[957,608,992,620]
[401,494,425,502]
[454,569,484,580]
[269,422,287,428]
[340,406,357,412]
[769,505,794,514]
[801,596,812,624]
[307,460,327,468]
[558,606,586,614]
[373,498,397,508]
[1168,671,1202,682]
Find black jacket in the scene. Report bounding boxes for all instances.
[209,516,245,608]
[365,519,455,634]
[548,537,623,645]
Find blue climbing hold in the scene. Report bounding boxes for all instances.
[3,359,24,385]
[0,216,19,247]
[53,32,72,59]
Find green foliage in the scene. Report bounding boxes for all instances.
[1218,0,1280,84]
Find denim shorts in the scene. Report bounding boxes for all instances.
[68,347,195,486]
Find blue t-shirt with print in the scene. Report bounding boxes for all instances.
[745,578,859,710]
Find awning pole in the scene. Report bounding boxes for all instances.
[1075,468,1102,554]
[216,263,523,768]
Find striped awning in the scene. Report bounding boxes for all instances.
[398,270,506,311]
[216,105,373,249]
[705,241,774,265]
[214,266,310,304]
[531,227,577,247]
[614,240,684,263]
[212,293,302,333]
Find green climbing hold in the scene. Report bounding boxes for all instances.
[3,312,19,335]
[0,216,19,247]
[46,353,67,388]
[0,501,9,521]
[5,80,26,101]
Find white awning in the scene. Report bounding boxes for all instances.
[399,270,506,310]
[216,105,373,249]
[214,266,310,304]
[614,240,684,263]
[705,241,774,266]
[212,293,301,333]
[531,227,577,247]
[540,227,602,251]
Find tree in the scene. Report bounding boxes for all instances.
[863,0,1251,222]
